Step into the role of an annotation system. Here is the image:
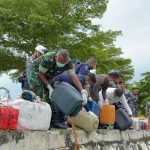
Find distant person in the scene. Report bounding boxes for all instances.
[130,87,141,117]
[116,80,132,109]
[118,82,141,117]
[18,71,28,90]
[145,102,150,118]
[118,81,131,96]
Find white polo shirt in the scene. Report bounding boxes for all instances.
[99,88,132,116]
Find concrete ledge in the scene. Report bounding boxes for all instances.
[0,129,150,150]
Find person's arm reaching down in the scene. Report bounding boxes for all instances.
[122,94,133,116]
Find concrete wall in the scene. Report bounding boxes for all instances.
[0,129,150,150]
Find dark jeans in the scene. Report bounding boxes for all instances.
[48,101,66,124]
[44,82,66,125]
[22,79,29,90]
[84,103,90,112]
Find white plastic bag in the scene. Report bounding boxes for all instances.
[9,99,51,130]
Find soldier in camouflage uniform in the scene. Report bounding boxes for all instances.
[26,45,47,91]
[30,56,44,98]
[37,49,88,128]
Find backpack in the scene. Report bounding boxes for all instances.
[21,90,38,102]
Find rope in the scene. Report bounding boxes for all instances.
[0,87,10,100]
[69,116,79,150]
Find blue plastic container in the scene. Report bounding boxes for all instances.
[115,108,133,130]
[86,100,100,117]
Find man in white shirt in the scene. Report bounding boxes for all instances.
[99,87,133,117]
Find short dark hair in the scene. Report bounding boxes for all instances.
[115,88,123,97]
[133,87,140,90]
[88,73,96,83]
[72,58,81,65]
[109,71,122,78]
[133,87,141,93]
[87,56,97,63]
[119,80,125,84]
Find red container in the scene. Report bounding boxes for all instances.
[0,106,19,130]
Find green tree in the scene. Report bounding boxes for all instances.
[0,0,134,79]
[136,72,150,115]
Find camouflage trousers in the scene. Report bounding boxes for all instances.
[29,79,44,98]
[30,77,52,102]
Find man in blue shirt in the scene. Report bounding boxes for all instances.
[54,72,96,90]
[54,72,97,114]
[75,56,97,76]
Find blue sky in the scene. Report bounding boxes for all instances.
[100,0,150,81]
[0,73,22,100]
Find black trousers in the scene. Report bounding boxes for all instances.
[49,101,66,124]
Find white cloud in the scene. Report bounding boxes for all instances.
[100,0,150,81]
